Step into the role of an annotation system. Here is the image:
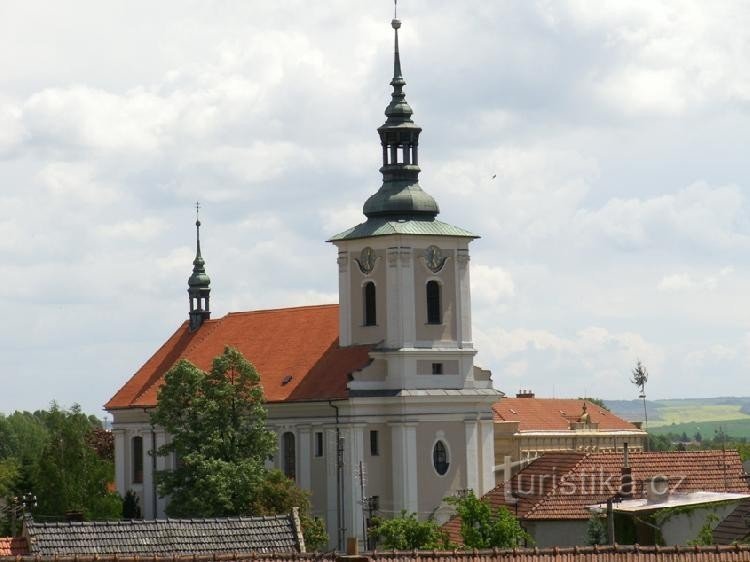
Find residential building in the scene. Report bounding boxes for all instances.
[106,13,499,549]
[444,450,750,547]
[493,393,647,468]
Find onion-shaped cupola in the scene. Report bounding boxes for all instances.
[188,206,211,331]
[362,16,439,220]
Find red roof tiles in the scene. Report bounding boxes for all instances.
[493,398,639,431]
[445,450,750,543]
[105,304,372,409]
[0,537,28,556]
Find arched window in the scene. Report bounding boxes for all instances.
[283,432,296,480]
[426,281,441,324]
[433,440,449,475]
[363,282,377,326]
[132,436,143,484]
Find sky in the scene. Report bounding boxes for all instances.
[1,1,749,417]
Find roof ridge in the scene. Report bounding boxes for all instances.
[524,452,591,519]
[225,303,338,316]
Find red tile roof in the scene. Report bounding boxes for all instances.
[492,398,640,431]
[445,450,750,543]
[105,304,373,410]
[0,537,28,556]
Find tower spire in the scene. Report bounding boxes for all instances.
[188,202,211,331]
[362,9,439,220]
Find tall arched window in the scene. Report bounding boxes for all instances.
[132,436,143,484]
[282,432,296,480]
[426,281,441,324]
[363,282,377,326]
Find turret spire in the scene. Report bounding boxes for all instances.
[362,11,439,220]
[188,202,211,331]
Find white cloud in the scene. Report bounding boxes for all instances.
[471,265,515,303]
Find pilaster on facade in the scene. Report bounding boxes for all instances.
[456,248,473,353]
[386,246,416,349]
[140,428,156,520]
[341,424,366,547]
[113,429,126,499]
[479,419,495,494]
[298,425,312,491]
[337,250,351,347]
[324,427,340,548]
[464,419,479,493]
[154,429,169,517]
[390,422,418,514]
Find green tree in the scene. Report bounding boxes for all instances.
[369,511,450,550]
[585,514,607,546]
[447,491,532,548]
[152,349,276,517]
[122,490,142,519]
[151,347,324,547]
[32,404,122,520]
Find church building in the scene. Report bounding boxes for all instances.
[106,14,500,549]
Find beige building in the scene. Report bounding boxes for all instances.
[493,393,647,469]
[106,14,499,551]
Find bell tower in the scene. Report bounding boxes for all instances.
[329,14,484,391]
[188,204,211,331]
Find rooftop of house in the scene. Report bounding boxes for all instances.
[3,545,750,562]
[23,513,304,556]
[444,450,750,543]
[713,497,750,545]
[0,537,28,556]
[492,396,642,432]
[591,491,750,513]
[105,304,373,410]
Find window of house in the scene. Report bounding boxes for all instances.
[132,436,143,484]
[314,431,324,457]
[433,440,449,475]
[431,363,443,375]
[426,281,441,324]
[370,430,379,456]
[283,432,296,480]
[364,282,377,326]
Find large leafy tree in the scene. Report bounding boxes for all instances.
[32,404,122,520]
[152,347,328,549]
[151,347,276,517]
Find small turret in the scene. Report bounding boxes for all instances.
[188,203,210,331]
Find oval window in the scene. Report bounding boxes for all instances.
[433,440,449,475]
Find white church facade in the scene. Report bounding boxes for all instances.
[106,14,500,549]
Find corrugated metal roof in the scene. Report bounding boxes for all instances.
[329,218,478,241]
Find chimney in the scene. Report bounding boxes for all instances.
[516,389,535,398]
[620,442,633,498]
[646,476,670,504]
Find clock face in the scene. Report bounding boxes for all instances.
[357,246,376,274]
[425,245,446,273]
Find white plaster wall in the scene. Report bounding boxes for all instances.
[660,503,738,545]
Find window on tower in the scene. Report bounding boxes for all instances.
[364,282,377,326]
[426,280,441,324]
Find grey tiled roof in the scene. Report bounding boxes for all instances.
[25,513,304,556]
[329,217,477,241]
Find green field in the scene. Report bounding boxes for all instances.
[605,397,750,440]
[649,403,750,427]
[649,418,750,440]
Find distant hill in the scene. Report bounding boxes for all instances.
[604,397,750,429]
